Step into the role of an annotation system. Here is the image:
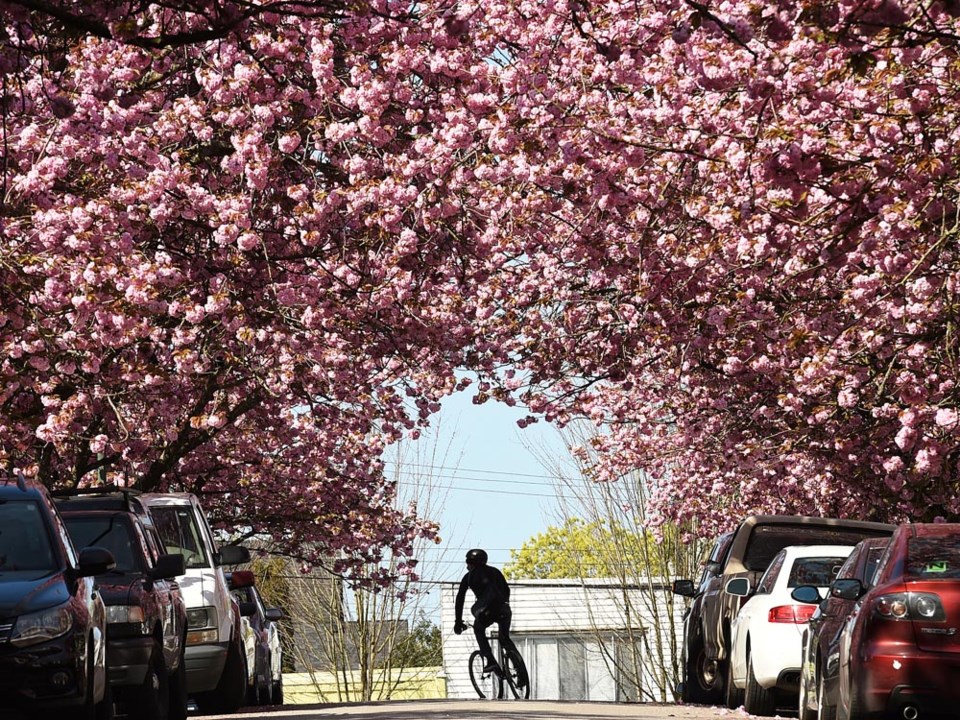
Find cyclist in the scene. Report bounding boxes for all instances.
[454,548,524,681]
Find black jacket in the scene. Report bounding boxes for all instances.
[455,564,510,622]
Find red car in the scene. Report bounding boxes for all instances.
[837,522,960,720]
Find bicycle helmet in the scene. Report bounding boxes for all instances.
[465,548,488,566]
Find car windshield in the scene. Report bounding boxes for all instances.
[150,505,209,569]
[744,525,888,571]
[64,515,140,573]
[787,556,848,587]
[906,537,960,579]
[0,499,57,577]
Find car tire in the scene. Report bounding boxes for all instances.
[745,650,776,717]
[272,675,284,705]
[799,666,816,720]
[197,633,247,714]
[819,672,837,720]
[82,637,114,720]
[683,635,722,703]
[126,641,170,720]
[844,681,864,720]
[168,643,189,720]
[724,650,744,709]
[259,655,274,706]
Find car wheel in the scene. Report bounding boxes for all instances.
[724,651,744,709]
[745,650,776,717]
[683,635,722,703]
[125,641,170,720]
[168,642,189,720]
[259,656,274,706]
[197,633,247,714]
[798,665,816,720]
[82,637,114,720]
[819,671,837,720]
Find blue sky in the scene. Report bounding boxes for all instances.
[383,387,576,616]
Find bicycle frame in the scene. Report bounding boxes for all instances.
[465,624,529,700]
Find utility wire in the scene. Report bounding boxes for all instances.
[383,460,575,482]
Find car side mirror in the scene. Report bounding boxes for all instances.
[791,585,822,604]
[265,608,283,622]
[725,577,751,597]
[238,601,257,617]
[78,546,116,577]
[216,544,251,566]
[672,579,696,597]
[831,578,865,601]
[150,553,186,580]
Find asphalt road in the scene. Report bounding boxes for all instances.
[196,700,734,720]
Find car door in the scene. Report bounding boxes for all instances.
[731,550,786,684]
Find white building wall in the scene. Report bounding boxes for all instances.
[440,578,685,701]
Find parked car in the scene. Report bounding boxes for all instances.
[793,537,890,720]
[672,514,896,704]
[55,489,189,720]
[0,474,115,719]
[837,522,960,720]
[140,492,250,714]
[726,545,854,715]
[228,570,284,705]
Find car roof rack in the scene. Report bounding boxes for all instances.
[52,485,146,514]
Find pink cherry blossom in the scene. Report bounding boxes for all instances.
[4,0,960,579]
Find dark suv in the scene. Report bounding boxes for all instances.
[0,475,115,719]
[672,514,895,706]
[56,490,188,720]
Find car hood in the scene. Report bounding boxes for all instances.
[0,571,70,617]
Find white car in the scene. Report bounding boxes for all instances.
[229,570,284,705]
[141,492,250,714]
[726,544,854,716]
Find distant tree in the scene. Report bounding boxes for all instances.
[504,518,658,579]
[388,613,442,668]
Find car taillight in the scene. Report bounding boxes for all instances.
[768,605,817,623]
[874,592,945,621]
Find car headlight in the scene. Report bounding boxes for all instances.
[106,605,146,624]
[106,605,148,633]
[186,606,217,630]
[10,604,73,648]
[186,606,219,645]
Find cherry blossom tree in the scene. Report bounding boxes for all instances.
[3,0,960,571]
[460,0,960,530]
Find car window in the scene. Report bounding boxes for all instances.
[787,556,848,587]
[65,515,142,573]
[150,505,210,569]
[756,550,786,594]
[862,545,887,586]
[0,500,57,575]
[743,525,887,572]
[906,537,960,579]
[835,548,860,580]
[709,532,735,565]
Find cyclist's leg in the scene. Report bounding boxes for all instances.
[495,605,527,686]
[495,604,520,657]
[473,615,499,671]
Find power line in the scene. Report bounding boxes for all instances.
[383,460,576,483]
[430,483,561,499]
[392,468,560,488]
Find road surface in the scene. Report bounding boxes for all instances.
[196,700,742,720]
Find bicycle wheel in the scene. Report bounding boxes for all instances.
[503,648,530,700]
[468,650,503,699]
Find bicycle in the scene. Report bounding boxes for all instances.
[465,624,530,700]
